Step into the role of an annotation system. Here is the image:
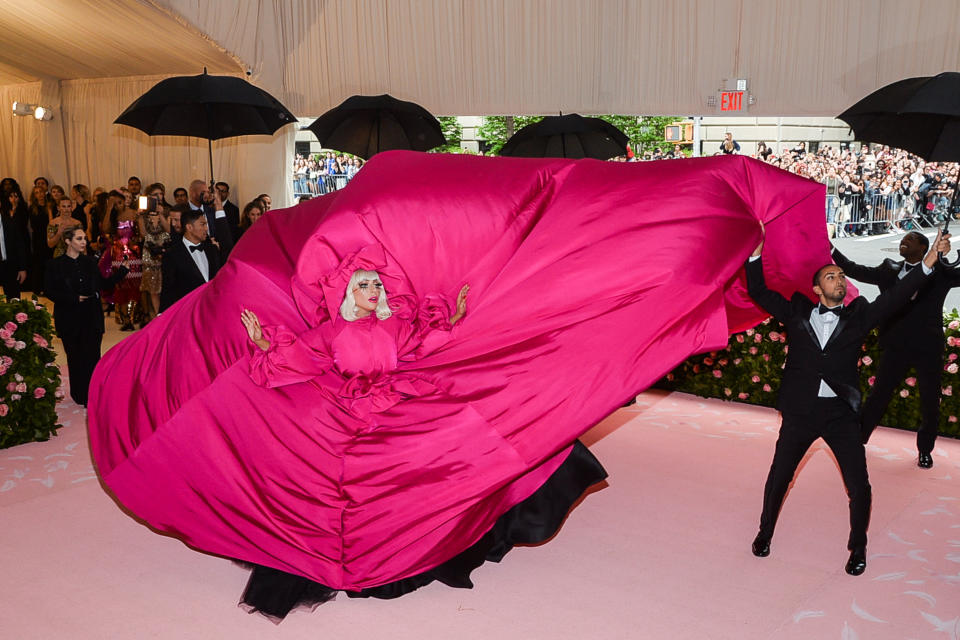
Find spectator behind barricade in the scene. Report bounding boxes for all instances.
[173,187,189,207]
[236,200,264,241]
[756,141,772,161]
[298,195,312,204]
[215,181,241,239]
[720,133,740,155]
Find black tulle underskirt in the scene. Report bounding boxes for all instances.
[239,440,607,621]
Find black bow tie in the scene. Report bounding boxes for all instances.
[818,304,842,316]
[188,243,204,253]
[904,263,919,272]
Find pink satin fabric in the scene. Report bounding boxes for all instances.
[87,152,835,590]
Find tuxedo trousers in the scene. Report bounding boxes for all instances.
[61,328,104,406]
[861,346,942,454]
[0,260,21,300]
[759,397,871,551]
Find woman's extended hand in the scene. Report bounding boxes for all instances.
[241,309,270,351]
[450,284,470,325]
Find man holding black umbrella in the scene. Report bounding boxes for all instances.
[188,179,234,259]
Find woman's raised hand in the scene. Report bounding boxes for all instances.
[241,309,269,350]
[450,284,470,325]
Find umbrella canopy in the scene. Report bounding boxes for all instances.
[115,69,297,181]
[307,94,445,159]
[499,114,629,160]
[837,72,960,162]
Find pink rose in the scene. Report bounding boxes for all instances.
[14,374,22,382]
[10,393,20,401]
[0,403,7,416]
[868,376,876,386]
[950,416,958,423]
[762,384,772,392]
[723,388,732,396]
[754,334,762,343]
[5,382,15,392]
[712,370,722,378]
[13,341,25,351]
[768,331,780,341]
[692,364,701,373]
[736,335,745,343]
[719,359,728,366]
[703,357,714,366]
[948,363,959,374]
[32,334,48,348]
[950,353,958,362]
[733,358,742,365]
[3,321,16,332]
[33,387,45,399]
[950,337,959,347]
[763,354,771,362]
[949,320,960,330]
[738,392,749,399]
[14,313,27,323]
[15,382,26,393]
[0,365,6,376]
[906,377,917,387]
[0,329,10,340]
[751,375,761,383]
[943,386,953,397]
[900,389,910,397]
[862,356,873,366]
[666,373,674,381]
[746,329,755,337]
[749,346,758,355]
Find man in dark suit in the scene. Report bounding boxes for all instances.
[215,181,241,240]
[0,208,27,299]
[159,208,221,312]
[832,231,960,469]
[188,179,234,259]
[746,227,948,576]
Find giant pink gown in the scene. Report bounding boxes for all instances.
[88,152,834,596]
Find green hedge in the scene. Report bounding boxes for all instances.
[660,311,960,439]
[0,295,63,448]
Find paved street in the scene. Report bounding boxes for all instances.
[832,228,960,312]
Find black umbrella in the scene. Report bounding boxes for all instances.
[499,114,629,160]
[115,69,297,183]
[839,72,960,264]
[837,72,960,162]
[306,94,445,159]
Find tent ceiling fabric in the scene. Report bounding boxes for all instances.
[0,0,241,85]
[155,0,960,117]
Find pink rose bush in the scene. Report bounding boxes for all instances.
[0,294,61,448]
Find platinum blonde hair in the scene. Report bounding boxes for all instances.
[340,269,392,321]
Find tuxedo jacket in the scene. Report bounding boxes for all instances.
[159,238,221,312]
[193,203,235,259]
[223,200,241,238]
[832,247,960,353]
[745,257,930,415]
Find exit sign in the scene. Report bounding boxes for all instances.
[720,91,745,112]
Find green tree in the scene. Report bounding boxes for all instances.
[435,116,463,153]
[476,115,543,154]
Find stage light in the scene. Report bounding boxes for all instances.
[12,101,35,116]
[33,106,52,121]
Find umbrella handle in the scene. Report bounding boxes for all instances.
[941,196,960,267]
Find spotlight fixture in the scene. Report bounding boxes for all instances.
[33,106,52,121]
[12,101,35,116]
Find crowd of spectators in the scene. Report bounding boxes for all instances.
[0,175,272,328]
[293,152,364,199]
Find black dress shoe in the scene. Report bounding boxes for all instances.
[845,548,866,576]
[918,453,933,469]
[751,534,770,557]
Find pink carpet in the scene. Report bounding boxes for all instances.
[2,336,959,638]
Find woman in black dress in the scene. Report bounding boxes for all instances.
[44,227,128,407]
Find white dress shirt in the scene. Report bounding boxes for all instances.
[184,236,210,282]
[0,219,6,261]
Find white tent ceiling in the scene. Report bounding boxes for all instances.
[1,0,960,206]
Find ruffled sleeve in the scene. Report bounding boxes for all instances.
[393,292,457,361]
[248,324,333,388]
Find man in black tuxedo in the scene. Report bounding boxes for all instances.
[215,181,241,240]
[0,209,27,299]
[188,179,234,259]
[832,231,960,469]
[746,227,948,576]
[159,208,221,312]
